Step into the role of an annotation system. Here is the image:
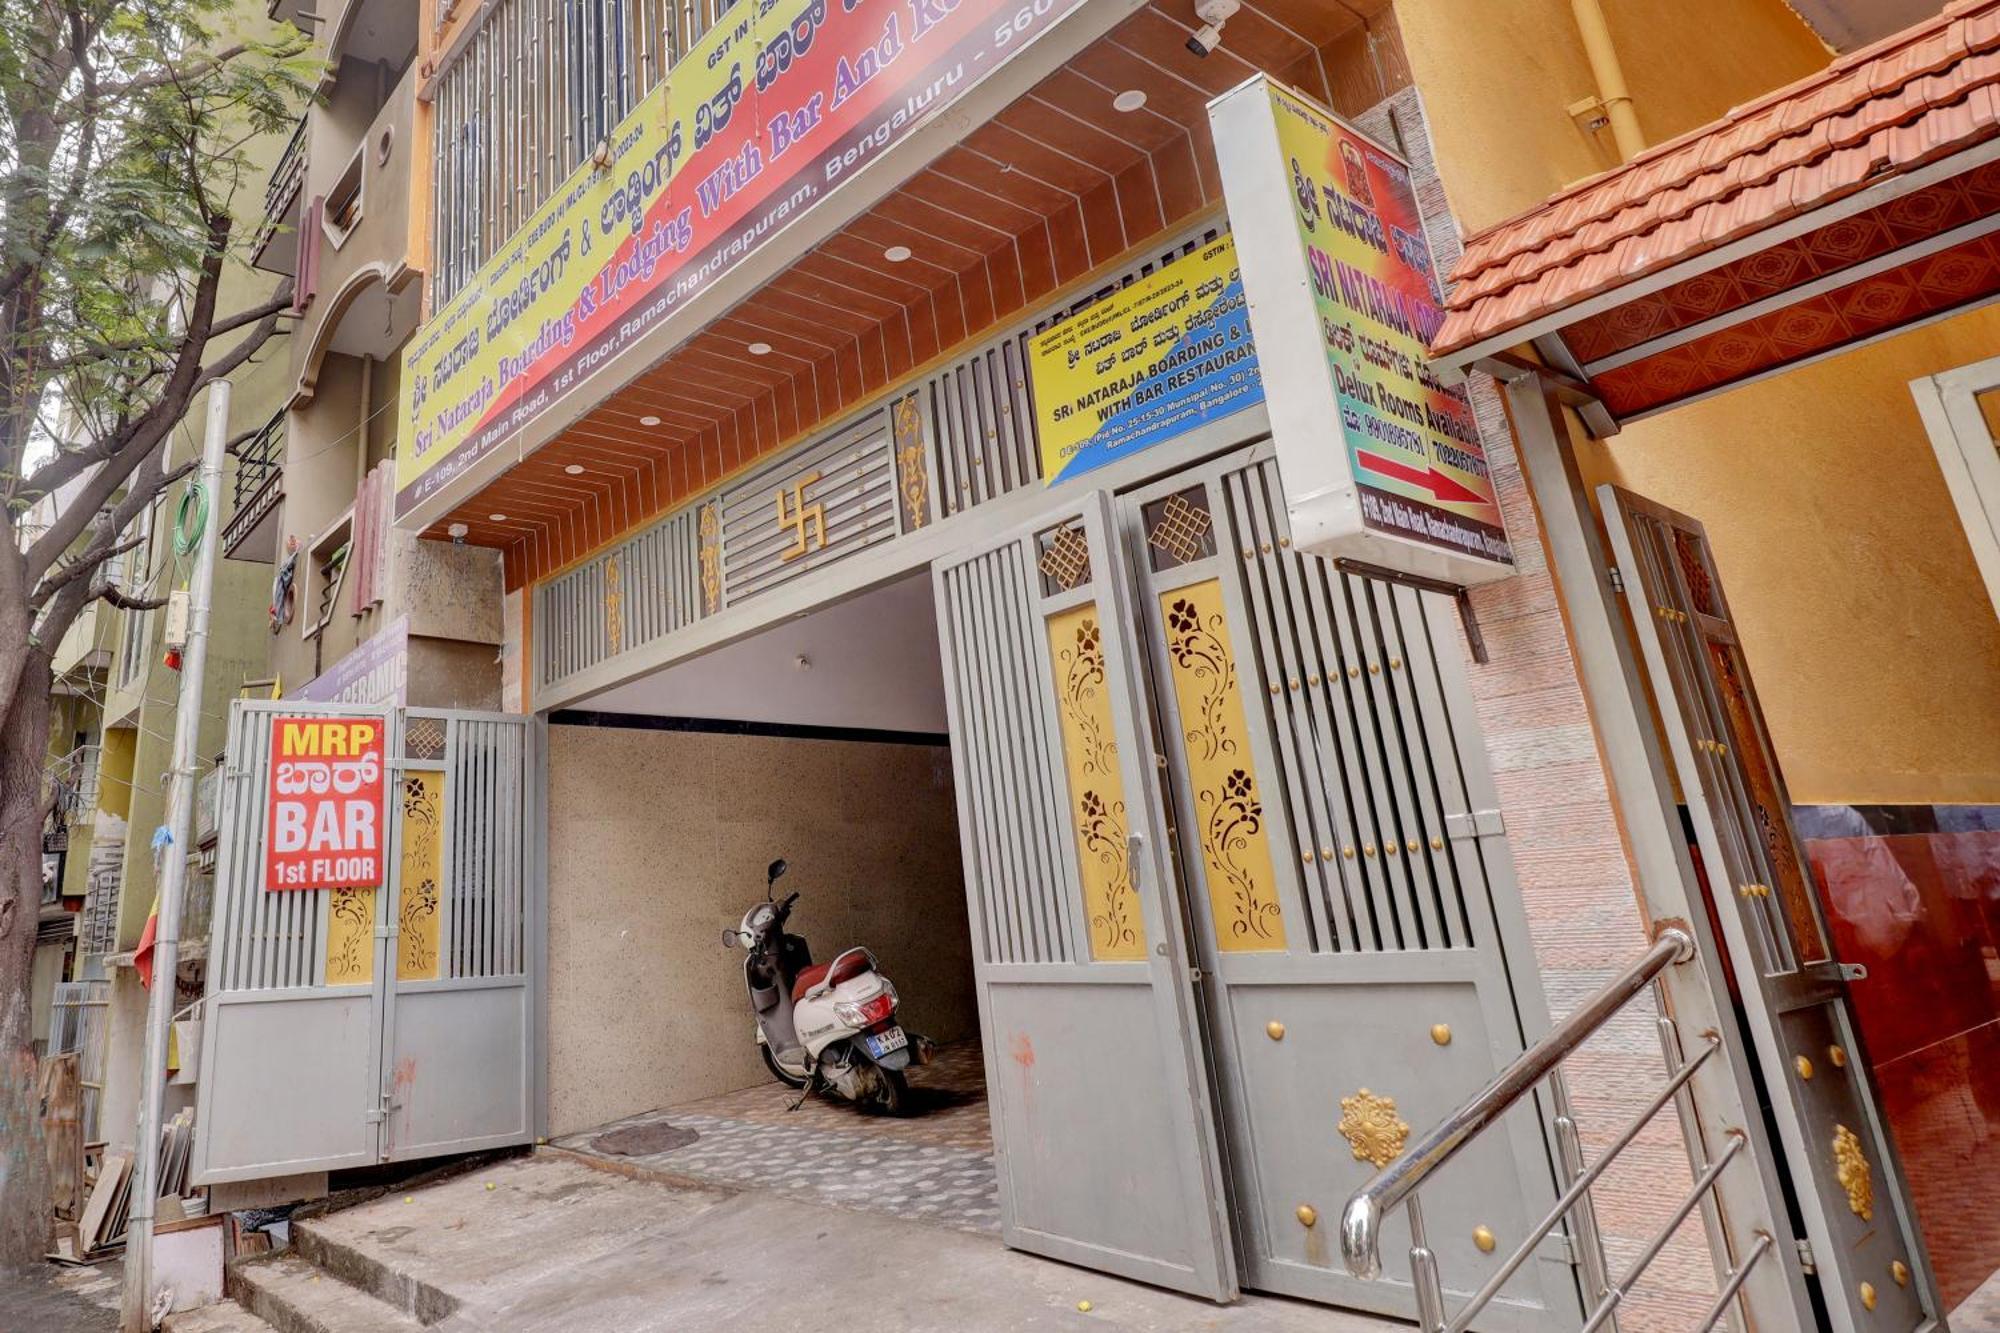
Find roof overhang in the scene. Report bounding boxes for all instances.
[1431,2,2000,426]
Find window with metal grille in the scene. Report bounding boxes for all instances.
[430,0,740,305]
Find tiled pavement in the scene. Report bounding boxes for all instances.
[553,1041,1002,1234]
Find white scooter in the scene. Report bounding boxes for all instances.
[722,859,928,1115]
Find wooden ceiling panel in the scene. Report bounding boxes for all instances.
[436,2,1375,584]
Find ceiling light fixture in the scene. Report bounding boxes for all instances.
[488,513,508,522]
[564,464,586,475]
[747,341,773,356]
[1113,89,1148,113]
[638,415,661,426]
[883,244,913,263]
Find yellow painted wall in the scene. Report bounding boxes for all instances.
[1397,1,2000,804]
[1395,0,1828,232]
[1576,307,2000,805]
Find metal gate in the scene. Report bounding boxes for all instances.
[192,701,538,1184]
[1604,487,1940,1332]
[1117,449,1578,1326]
[932,490,1237,1300]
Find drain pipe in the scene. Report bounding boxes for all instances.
[1572,0,1644,160]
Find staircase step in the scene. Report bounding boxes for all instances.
[161,1297,276,1332]
[293,1215,458,1324]
[230,1252,424,1333]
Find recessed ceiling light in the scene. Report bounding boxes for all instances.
[638,415,661,426]
[488,513,508,522]
[883,245,913,263]
[1113,89,1148,113]
[747,341,773,356]
[564,464,585,475]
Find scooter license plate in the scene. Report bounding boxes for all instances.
[863,1027,908,1058]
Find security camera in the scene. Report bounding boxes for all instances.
[1186,0,1240,57]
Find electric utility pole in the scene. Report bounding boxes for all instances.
[123,379,230,1332]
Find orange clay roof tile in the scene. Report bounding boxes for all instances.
[1434,1,2000,357]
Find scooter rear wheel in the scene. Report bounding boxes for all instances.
[761,1043,809,1089]
[866,1068,910,1117]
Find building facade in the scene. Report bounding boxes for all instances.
[182,2,1999,1330]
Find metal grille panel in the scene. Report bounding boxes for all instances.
[720,410,898,605]
[212,707,325,992]
[936,544,1077,966]
[1220,458,1483,954]
[50,979,110,1141]
[445,716,529,979]
[534,506,701,690]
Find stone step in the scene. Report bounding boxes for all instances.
[161,1297,277,1332]
[292,1213,459,1325]
[230,1252,425,1333]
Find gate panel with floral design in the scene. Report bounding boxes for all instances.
[194,703,537,1184]
[932,491,1237,1301]
[1119,451,1580,1327]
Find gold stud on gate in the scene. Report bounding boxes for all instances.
[1859,1282,1878,1312]
[1430,835,1445,850]
[1320,847,1336,862]
[1829,1045,1848,1069]
[1341,845,1355,859]
[1430,1024,1452,1047]
[1363,844,1376,857]
[1266,1020,1286,1042]
[1472,1226,1496,1254]
[1348,665,1361,679]
[1795,1056,1814,1080]
[1891,1260,1910,1288]
[1406,839,1419,854]
[1296,1204,1318,1228]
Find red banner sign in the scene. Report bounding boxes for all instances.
[264,715,386,892]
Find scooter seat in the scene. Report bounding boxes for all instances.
[791,951,872,1002]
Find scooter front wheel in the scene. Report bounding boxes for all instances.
[761,1043,809,1089]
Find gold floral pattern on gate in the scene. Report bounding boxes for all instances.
[1161,583,1284,950]
[325,887,375,985]
[397,771,445,981]
[698,502,722,616]
[1045,602,1143,960]
[1339,1088,1410,1169]
[1833,1123,1874,1221]
[892,392,929,530]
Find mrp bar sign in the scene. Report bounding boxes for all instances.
[265,716,386,892]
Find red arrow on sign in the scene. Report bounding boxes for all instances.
[1356,449,1491,507]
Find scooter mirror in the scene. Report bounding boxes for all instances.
[767,858,788,887]
[720,928,739,948]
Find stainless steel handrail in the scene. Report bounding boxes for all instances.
[1340,923,1697,1280]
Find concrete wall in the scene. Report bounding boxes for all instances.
[1394,0,1829,234]
[1576,306,2000,804]
[545,723,975,1138]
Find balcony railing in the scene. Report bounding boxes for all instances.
[429,0,743,305]
[233,409,285,512]
[47,744,103,828]
[1340,925,1779,1332]
[265,113,308,226]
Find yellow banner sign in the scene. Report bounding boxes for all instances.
[398,0,1087,520]
[1029,236,1261,487]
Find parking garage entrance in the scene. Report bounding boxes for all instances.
[540,441,1582,1326]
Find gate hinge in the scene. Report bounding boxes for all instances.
[375,925,399,940]
[1607,565,1626,595]
[363,1108,387,1124]
[1444,809,1506,840]
[1795,1238,1816,1274]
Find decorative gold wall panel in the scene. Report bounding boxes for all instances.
[325,887,375,985]
[1158,580,1285,951]
[1045,602,1145,960]
[397,770,446,981]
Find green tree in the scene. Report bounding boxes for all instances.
[0,0,308,1266]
